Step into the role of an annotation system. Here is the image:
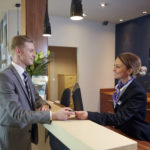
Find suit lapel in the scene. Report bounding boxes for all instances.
[9,65,33,108]
[119,79,135,102]
[114,79,135,111]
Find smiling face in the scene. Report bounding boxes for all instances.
[113,57,133,83]
[16,42,35,69]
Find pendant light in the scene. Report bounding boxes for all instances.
[43,0,51,37]
[15,3,20,35]
[70,0,83,20]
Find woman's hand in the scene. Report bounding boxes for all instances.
[75,111,88,120]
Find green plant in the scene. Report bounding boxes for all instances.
[26,50,51,77]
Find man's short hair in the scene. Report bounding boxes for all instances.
[10,35,33,55]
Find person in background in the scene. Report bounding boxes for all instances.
[76,52,150,141]
[0,35,74,150]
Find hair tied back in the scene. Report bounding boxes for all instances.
[139,66,147,76]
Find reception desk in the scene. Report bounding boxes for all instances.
[44,102,137,150]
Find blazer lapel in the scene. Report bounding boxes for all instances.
[114,80,135,112]
[9,65,33,108]
[118,79,135,102]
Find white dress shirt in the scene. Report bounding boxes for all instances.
[12,61,25,85]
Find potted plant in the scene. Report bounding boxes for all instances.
[26,50,51,99]
[26,50,51,77]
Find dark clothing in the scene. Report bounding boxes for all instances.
[88,79,150,141]
[49,132,70,150]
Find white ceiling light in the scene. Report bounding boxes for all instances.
[100,2,107,8]
[70,0,83,21]
[119,19,123,22]
[43,0,52,37]
[142,11,147,14]
[83,13,87,17]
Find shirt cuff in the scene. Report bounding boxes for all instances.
[50,111,52,122]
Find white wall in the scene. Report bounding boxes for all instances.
[7,10,21,46]
[48,16,115,112]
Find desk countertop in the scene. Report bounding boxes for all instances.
[44,102,137,150]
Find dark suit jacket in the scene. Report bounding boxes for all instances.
[0,65,51,150]
[88,79,150,141]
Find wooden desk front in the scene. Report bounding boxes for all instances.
[107,126,150,150]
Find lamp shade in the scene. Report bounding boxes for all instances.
[43,0,51,37]
[70,0,83,20]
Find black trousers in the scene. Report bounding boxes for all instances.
[49,132,70,150]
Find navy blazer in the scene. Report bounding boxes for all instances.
[88,79,150,141]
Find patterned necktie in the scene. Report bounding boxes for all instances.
[23,71,32,104]
[112,78,133,107]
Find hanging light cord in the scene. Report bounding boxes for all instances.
[17,7,19,35]
[15,3,21,35]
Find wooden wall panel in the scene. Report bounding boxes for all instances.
[21,0,26,35]
[21,0,48,54]
[100,88,150,124]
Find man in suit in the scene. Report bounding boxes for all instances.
[0,35,73,150]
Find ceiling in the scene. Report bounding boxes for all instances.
[0,0,150,24]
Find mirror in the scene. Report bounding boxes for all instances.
[0,0,21,71]
[48,46,77,108]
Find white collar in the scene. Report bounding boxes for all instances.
[115,79,133,99]
[12,61,25,76]
[119,79,133,92]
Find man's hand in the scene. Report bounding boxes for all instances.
[52,107,75,121]
[38,104,50,111]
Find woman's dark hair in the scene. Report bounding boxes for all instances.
[118,52,147,78]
